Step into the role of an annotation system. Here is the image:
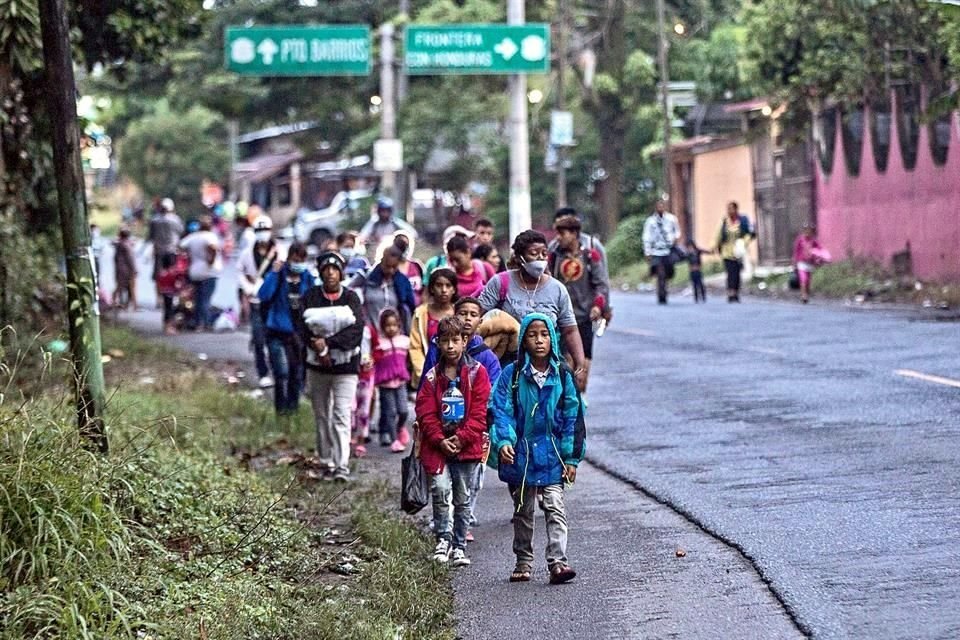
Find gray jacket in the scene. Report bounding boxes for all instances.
[548,233,611,323]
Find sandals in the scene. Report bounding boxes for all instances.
[509,564,532,582]
[549,563,577,585]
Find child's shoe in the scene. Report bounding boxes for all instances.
[450,548,471,567]
[380,433,392,446]
[390,439,406,453]
[354,444,367,458]
[465,530,474,542]
[432,539,451,563]
[397,426,410,446]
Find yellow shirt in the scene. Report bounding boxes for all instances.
[718,217,753,261]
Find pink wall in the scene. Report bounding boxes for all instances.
[815,98,960,280]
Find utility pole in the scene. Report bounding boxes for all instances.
[507,0,532,240]
[555,0,568,210]
[38,0,108,452]
[380,22,398,198]
[397,0,411,219]
[656,0,673,198]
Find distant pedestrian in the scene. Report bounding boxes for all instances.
[258,242,312,418]
[472,243,502,273]
[473,217,496,249]
[147,198,184,327]
[793,225,829,304]
[238,215,285,389]
[112,227,138,310]
[373,308,411,452]
[548,207,611,391]
[378,230,425,306]
[349,244,416,333]
[716,201,753,303]
[179,215,222,331]
[416,316,492,567]
[642,198,682,305]
[423,224,475,285]
[335,231,370,278]
[409,268,458,389]
[489,312,584,584]
[353,325,375,457]
[357,197,417,252]
[301,252,364,482]
[685,238,707,303]
[447,235,494,298]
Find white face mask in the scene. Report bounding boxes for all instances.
[522,258,548,279]
[255,230,272,242]
[339,247,355,259]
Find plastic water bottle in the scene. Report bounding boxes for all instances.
[441,379,465,426]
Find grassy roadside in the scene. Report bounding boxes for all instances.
[1,325,454,639]
[612,260,724,291]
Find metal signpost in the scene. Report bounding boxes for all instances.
[225,25,371,76]
[404,24,550,75]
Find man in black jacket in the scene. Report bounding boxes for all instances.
[300,252,365,482]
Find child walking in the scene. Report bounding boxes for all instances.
[113,227,138,310]
[409,268,458,388]
[373,308,411,452]
[685,238,707,303]
[416,316,491,566]
[489,312,585,584]
[352,325,375,457]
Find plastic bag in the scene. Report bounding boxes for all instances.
[400,452,430,515]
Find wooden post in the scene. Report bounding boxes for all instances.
[39,0,108,452]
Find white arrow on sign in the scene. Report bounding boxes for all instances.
[257,38,279,65]
[494,38,519,61]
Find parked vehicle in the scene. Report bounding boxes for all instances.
[292,190,372,248]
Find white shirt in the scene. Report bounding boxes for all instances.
[179,231,222,281]
[642,212,681,257]
[238,243,288,298]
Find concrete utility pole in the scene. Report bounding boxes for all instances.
[508,0,533,240]
[38,0,108,452]
[397,0,411,219]
[656,0,673,198]
[555,0,568,209]
[380,22,398,197]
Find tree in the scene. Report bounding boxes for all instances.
[119,104,230,208]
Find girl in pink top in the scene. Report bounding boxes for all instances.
[447,235,494,298]
[793,225,830,304]
[373,308,412,451]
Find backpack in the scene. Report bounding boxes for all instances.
[485,360,586,470]
[496,270,511,304]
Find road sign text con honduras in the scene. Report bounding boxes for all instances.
[405,24,550,75]
[225,26,370,76]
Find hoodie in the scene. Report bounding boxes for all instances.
[488,312,586,487]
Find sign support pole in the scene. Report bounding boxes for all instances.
[555,0,568,210]
[507,0,532,241]
[380,22,398,198]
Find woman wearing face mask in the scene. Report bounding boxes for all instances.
[239,215,286,388]
[257,242,313,418]
[336,231,370,278]
[476,230,588,389]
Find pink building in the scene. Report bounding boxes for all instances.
[814,93,960,280]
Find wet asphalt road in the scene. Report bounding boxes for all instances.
[588,291,960,639]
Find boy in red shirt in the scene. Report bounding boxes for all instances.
[416,316,491,566]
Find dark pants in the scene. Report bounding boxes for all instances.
[267,331,304,415]
[190,277,217,329]
[650,255,671,304]
[377,386,408,443]
[249,303,270,378]
[723,259,742,298]
[576,320,595,360]
[162,295,176,323]
[690,269,706,302]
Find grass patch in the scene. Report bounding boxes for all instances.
[1,324,454,639]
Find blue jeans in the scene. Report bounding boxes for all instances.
[377,386,408,443]
[249,304,269,378]
[431,461,478,550]
[266,331,304,415]
[190,277,217,329]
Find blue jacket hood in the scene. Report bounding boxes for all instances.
[516,312,563,374]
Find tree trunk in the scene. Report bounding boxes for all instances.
[597,126,626,240]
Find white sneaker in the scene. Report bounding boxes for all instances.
[258,376,274,388]
[432,539,450,563]
[450,548,471,567]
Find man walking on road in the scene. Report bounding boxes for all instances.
[146,197,184,328]
[548,207,611,391]
[642,198,681,305]
[357,197,416,253]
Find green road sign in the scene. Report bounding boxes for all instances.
[225,25,371,76]
[405,24,550,75]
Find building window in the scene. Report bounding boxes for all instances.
[869,96,891,173]
[814,107,837,174]
[895,85,921,171]
[841,107,864,176]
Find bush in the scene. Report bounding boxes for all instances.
[606,215,647,274]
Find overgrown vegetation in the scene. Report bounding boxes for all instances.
[0,325,454,639]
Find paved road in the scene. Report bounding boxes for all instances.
[589,292,960,639]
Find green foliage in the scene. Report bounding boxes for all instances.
[119,103,229,207]
[686,24,756,102]
[605,215,647,274]
[0,0,42,72]
[0,327,455,639]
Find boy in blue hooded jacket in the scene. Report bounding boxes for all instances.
[489,312,585,584]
